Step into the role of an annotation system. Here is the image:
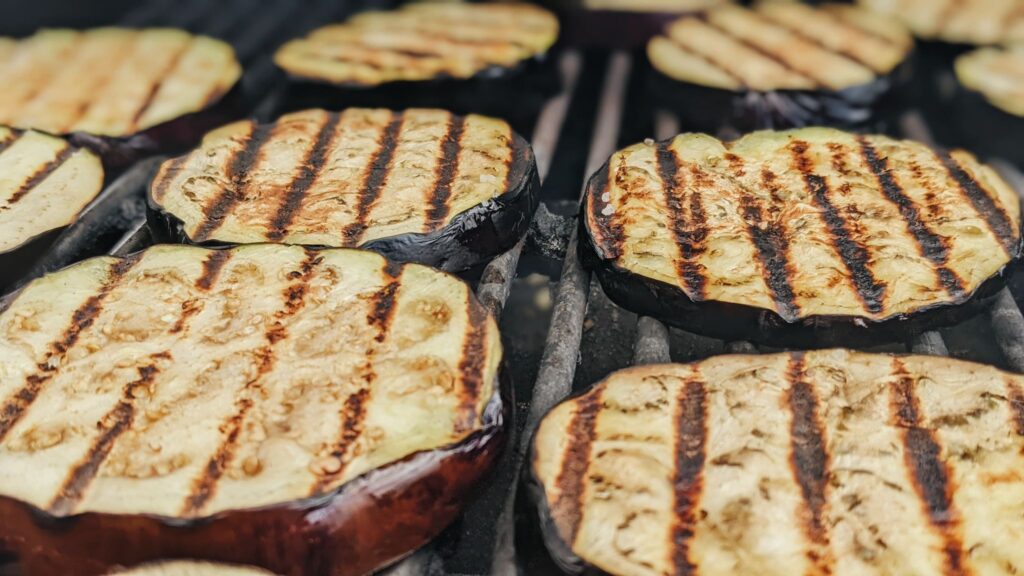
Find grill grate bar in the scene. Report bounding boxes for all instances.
[634,316,672,365]
[909,330,950,356]
[491,51,633,576]
[990,289,1024,372]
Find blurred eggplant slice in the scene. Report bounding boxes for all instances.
[580,127,1022,347]
[530,349,1024,575]
[0,126,103,291]
[148,108,539,272]
[647,2,913,131]
[273,3,559,88]
[858,0,1024,46]
[0,244,505,576]
[0,28,242,165]
[951,44,1024,166]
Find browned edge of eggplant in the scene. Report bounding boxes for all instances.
[62,83,245,169]
[948,82,1024,168]
[147,129,541,273]
[578,157,1023,348]
[0,228,63,295]
[275,54,560,130]
[0,366,510,576]
[647,55,913,133]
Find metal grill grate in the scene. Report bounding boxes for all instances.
[3,4,1024,575]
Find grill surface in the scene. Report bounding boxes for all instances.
[3,2,1024,576]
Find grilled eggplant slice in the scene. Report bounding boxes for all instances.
[0,28,242,166]
[148,108,539,272]
[530,350,1024,575]
[647,2,913,131]
[581,127,1023,347]
[274,3,558,88]
[112,561,276,575]
[0,244,505,576]
[0,127,104,292]
[950,45,1024,166]
[857,0,1024,45]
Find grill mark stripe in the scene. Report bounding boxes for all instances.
[657,142,708,300]
[192,123,275,242]
[939,153,1019,257]
[791,140,885,315]
[455,299,490,432]
[0,130,23,157]
[890,359,969,576]
[309,259,402,496]
[151,155,190,204]
[6,145,75,207]
[1007,381,1024,437]
[47,357,166,515]
[61,33,139,133]
[129,39,191,131]
[341,113,404,244]
[182,251,321,516]
[857,138,966,299]
[423,115,466,232]
[0,255,139,443]
[662,35,746,88]
[671,376,708,576]
[696,14,821,87]
[821,7,902,47]
[753,8,882,73]
[267,112,343,242]
[553,388,604,546]
[171,250,233,334]
[786,353,833,575]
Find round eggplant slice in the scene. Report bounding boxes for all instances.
[530,349,1024,576]
[0,244,505,576]
[647,2,913,131]
[273,3,558,88]
[0,127,104,293]
[111,561,277,575]
[581,127,1023,347]
[950,44,1024,166]
[857,0,1024,46]
[148,108,540,272]
[0,28,242,166]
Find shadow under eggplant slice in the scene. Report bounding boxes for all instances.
[580,127,1023,348]
[0,28,242,167]
[148,108,540,273]
[529,350,1024,575]
[0,128,104,294]
[0,244,507,576]
[646,2,914,132]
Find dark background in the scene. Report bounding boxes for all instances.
[0,0,135,35]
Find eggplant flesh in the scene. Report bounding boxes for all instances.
[529,350,1024,575]
[109,560,278,575]
[0,244,507,576]
[148,109,540,272]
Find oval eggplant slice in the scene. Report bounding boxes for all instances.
[0,28,242,165]
[0,127,104,291]
[581,127,1023,347]
[111,561,276,575]
[148,108,539,272]
[647,2,913,131]
[530,349,1024,576]
[273,3,558,88]
[951,44,1024,166]
[0,244,505,576]
[857,0,1024,45]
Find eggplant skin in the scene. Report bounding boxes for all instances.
[0,228,62,296]
[0,385,506,576]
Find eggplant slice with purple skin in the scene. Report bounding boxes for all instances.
[580,127,1023,348]
[148,108,540,272]
[0,127,104,293]
[530,349,1024,575]
[950,44,1024,167]
[0,244,506,576]
[857,0,1024,46]
[646,2,914,132]
[0,28,242,167]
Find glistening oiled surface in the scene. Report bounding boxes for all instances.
[533,350,1024,576]
[646,2,912,91]
[273,3,558,87]
[0,126,103,253]
[0,244,501,518]
[956,44,1024,117]
[584,127,1022,322]
[150,108,527,246]
[857,0,1024,45]
[0,28,241,137]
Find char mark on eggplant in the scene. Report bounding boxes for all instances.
[425,115,467,232]
[939,152,1020,257]
[657,142,710,300]
[1008,382,1024,437]
[671,375,709,576]
[552,389,604,547]
[6,144,75,207]
[342,113,404,244]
